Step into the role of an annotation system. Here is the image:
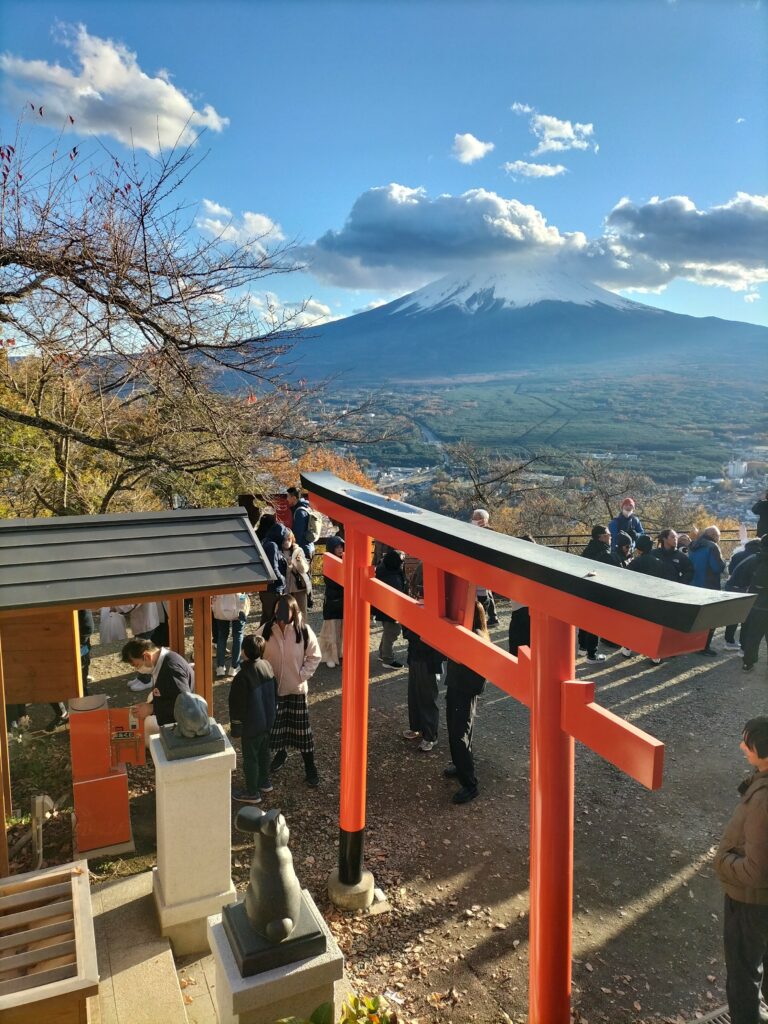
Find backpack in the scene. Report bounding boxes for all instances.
[304,507,322,545]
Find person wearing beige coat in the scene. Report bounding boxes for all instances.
[254,595,321,786]
[714,717,768,1023]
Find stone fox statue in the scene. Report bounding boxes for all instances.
[173,691,211,738]
[236,807,301,944]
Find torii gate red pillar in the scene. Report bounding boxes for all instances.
[302,472,753,1023]
[529,612,575,1021]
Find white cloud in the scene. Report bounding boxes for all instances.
[353,298,389,313]
[512,102,597,156]
[503,160,567,178]
[744,291,760,302]
[452,132,495,164]
[297,182,583,290]
[250,292,335,328]
[196,199,285,252]
[0,23,228,154]
[298,182,768,298]
[579,192,768,293]
[736,117,746,124]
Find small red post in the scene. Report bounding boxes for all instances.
[338,526,372,884]
[529,611,575,1023]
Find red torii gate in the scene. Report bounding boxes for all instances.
[301,472,753,1024]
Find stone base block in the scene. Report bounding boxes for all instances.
[222,893,326,976]
[208,889,344,1024]
[327,867,375,910]
[154,866,236,956]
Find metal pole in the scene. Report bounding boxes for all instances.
[337,526,372,885]
[528,611,575,1023]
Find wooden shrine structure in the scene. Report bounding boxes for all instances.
[0,506,274,875]
[301,471,754,1024]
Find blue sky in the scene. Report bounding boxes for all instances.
[1,0,766,326]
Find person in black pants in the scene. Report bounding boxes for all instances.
[740,536,768,673]
[715,716,768,1024]
[508,535,536,655]
[444,602,489,805]
[578,526,618,663]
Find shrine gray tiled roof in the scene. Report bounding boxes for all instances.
[0,507,275,611]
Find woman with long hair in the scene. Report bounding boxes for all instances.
[255,595,322,786]
[443,601,489,805]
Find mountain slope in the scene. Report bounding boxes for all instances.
[291,265,768,383]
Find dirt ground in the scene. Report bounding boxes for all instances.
[9,601,767,1024]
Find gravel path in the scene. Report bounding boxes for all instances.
[68,607,767,1023]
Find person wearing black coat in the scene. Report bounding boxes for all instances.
[121,638,193,728]
[259,520,289,623]
[444,602,489,805]
[752,493,768,538]
[578,525,618,662]
[374,548,409,668]
[739,536,768,673]
[655,529,695,585]
[229,634,278,803]
[402,627,445,751]
[620,536,665,662]
[319,535,345,667]
[724,539,763,649]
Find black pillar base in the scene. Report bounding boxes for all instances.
[338,827,365,885]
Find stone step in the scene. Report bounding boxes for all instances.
[87,871,189,1024]
[175,952,219,1024]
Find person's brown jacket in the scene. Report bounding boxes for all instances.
[715,770,768,904]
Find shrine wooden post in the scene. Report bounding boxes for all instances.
[302,472,753,1024]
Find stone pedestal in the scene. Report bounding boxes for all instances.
[150,732,237,955]
[208,889,344,1024]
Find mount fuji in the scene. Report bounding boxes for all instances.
[294,264,768,383]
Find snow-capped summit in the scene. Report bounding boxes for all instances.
[286,261,768,383]
[390,263,641,316]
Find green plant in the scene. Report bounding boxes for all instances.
[276,994,397,1024]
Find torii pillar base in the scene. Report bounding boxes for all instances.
[327,867,374,911]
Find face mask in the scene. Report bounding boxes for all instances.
[621,508,633,517]
[282,540,291,550]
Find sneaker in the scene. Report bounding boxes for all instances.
[128,678,153,692]
[619,647,633,658]
[402,729,421,740]
[270,750,288,774]
[232,790,262,804]
[650,658,662,665]
[86,674,95,685]
[698,647,718,657]
[44,713,69,732]
[216,666,227,678]
[586,654,606,663]
[743,661,755,673]
[452,785,479,804]
[443,764,459,778]
[260,782,274,793]
[326,660,337,668]
[418,739,436,752]
[724,641,743,651]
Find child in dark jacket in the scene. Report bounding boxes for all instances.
[228,634,278,804]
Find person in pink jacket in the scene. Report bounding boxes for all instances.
[255,595,322,786]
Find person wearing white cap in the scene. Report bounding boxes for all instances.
[470,509,499,626]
